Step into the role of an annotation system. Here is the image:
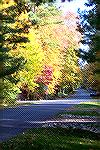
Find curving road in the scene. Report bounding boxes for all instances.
[0,88,96,142]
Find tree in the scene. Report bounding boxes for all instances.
[0,0,31,104]
[33,6,82,96]
[16,4,63,99]
[77,0,100,91]
[15,4,82,100]
[1,2,82,102]
[28,0,54,13]
[16,26,44,94]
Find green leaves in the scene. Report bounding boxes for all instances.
[0,0,31,103]
[78,0,100,91]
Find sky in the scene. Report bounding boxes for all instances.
[55,0,91,14]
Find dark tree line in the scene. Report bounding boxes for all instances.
[77,0,100,91]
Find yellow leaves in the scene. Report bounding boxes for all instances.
[3,0,13,4]
[32,9,81,92]
[12,12,30,30]
[18,11,29,21]
[82,62,100,90]
[53,69,61,80]
[9,4,81,94]
[28,28,41,46]
[15,27,45,91]
[2,0,15,9]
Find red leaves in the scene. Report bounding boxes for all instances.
[36,65,53,86]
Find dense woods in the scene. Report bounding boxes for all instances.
[1,0,99,105]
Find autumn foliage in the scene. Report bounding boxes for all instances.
[1,1,82,102]
[36,66,53,86]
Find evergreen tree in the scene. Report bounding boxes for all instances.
[0,0,30,104]
[78,0,100,91]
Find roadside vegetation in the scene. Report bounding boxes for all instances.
[0,0,82,106]
[1,128,100,150]
[58,102,100,117]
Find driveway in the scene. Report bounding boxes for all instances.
[0,88,96,142]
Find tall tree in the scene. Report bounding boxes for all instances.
[0,0,30,104]
[77,0,100,91]
[28,0,54,13]
[16,4,81,100]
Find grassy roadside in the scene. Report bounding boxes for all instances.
[80,102,100,106]
[57,102,100,117]
[0,128,100,150]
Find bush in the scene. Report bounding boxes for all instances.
[3,80,21,105]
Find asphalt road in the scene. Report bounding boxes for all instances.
[0,88,95,142]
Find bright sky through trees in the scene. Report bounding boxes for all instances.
[55,0,94,67]
[55,0,93,13]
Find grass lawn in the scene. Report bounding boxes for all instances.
[0,128,100,150]
[80,102,100,107]
[62,110,99,116]
[57,102,100,117]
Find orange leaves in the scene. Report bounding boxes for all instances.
[12,4,82,96]
[34,6,82,92]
